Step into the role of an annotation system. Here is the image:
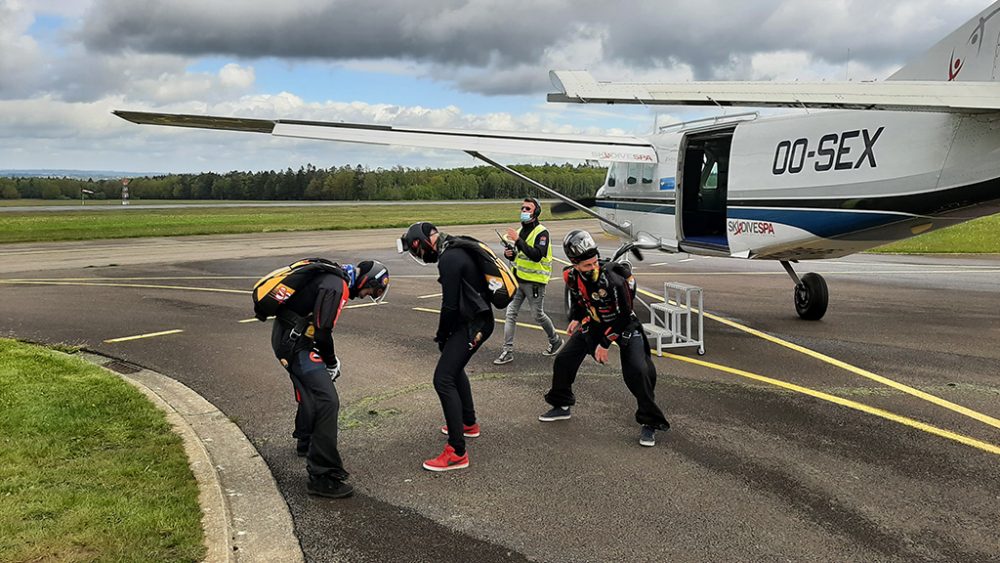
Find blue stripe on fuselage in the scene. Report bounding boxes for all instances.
[727,208,909,238]
[596,200,675,215]
[595,199,910,238]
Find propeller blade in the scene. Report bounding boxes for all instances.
[630,247,644,261]
[551,197,596,214]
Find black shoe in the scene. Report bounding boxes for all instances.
[307,475,354,499]
[538,406,571,422]
[639,425,656,447]
[296,440,309,457]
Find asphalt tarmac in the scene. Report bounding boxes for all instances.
[2,220,999,562]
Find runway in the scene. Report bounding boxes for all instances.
[2,220,998,562]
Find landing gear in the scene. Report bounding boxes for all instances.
[781,261,828,320]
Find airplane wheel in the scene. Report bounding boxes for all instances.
[794,272,828,320]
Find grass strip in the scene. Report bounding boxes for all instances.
[2,200,995,253]
[870,214,1000,254]
[0,203,587,244]
[0,339,204,563]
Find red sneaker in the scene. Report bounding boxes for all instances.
[440,422,481,438]
[422,444,469,472]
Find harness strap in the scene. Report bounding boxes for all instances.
[276,308,312,341]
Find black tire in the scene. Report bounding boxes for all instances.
[794,272,828,320]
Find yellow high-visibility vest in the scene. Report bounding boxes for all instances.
[513,224,552,284]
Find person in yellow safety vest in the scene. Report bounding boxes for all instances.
[494,197,564,365]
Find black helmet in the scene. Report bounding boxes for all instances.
[398,221,440,264]
[352,260,389,303]
[563,230,599,263]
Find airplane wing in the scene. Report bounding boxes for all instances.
[548,70,1000,113]
[112,110,657,163]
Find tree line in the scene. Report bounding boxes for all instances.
[0,163,607,201]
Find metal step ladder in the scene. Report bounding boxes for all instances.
[643,282,705,355]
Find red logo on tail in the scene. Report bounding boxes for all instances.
[949,49,964,81]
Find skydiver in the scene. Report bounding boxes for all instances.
[539,230,670,446]
[399,221,496,471]
[267,259,390,498]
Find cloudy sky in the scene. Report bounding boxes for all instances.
[0,0,991,173]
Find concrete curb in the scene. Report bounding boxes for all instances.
[80,352,304,563]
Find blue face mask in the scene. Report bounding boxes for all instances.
[520,212,532,223]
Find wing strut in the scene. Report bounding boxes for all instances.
[465,151,633,238]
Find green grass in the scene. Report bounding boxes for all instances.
[4,198,994,253]
[0,199,348,207]
[0,339,204,563]
[870,214,1000,254]
[0,203,587,244]
[0,199,259,207]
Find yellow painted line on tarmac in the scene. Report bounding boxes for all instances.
[418,293,442,299]
[482,258,998,427]
[634,269,1000,277]
[411,305,1000,455]
[345,301,386,309]
[239,301,385,323]
[413,307,443,314]
[0,279,248,294]
[105,329,184,343]
[653,349,1000,457]
[2,276,256,282]
[636,287,1000,431]
[412,306,568,335]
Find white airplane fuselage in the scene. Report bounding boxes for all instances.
[596,110,1000,260]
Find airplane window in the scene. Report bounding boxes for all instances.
[704,162,718,190]
[642,164,654,184]
[627,163,638,185]
[607,164,617,187]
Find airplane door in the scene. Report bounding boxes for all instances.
[678,129,733,250]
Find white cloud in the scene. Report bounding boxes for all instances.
[219,63,255,89]
[0,2,45,99]
[2,0,998,172]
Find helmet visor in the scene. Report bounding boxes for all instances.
[368,283,388,304]
[398,236,434,266]
[367,264,390,304]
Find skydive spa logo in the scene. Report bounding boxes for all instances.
[728,219,776,236]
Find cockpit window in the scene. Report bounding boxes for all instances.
[627,163,638,185]
[642,164,654,185]
[702,153,718,190]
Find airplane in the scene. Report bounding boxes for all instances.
[114,1,1000,321]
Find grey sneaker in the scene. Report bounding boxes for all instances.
[494,350,514,365]
[542,338,564,356]
[639,425,656,447]
[538,406,571,422]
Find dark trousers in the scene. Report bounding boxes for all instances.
[545,324,669,430]
[287,349,348,480]
[435,319,494,455]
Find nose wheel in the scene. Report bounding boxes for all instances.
[782,261,828,320]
